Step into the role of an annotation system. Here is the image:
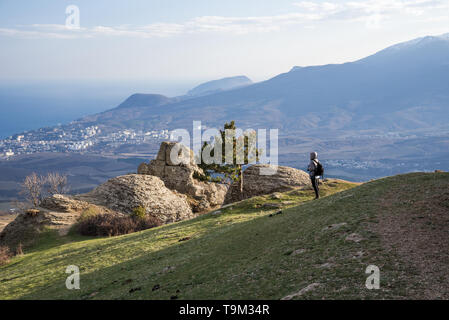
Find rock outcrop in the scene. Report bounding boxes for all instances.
[138,142,228,212]
[0,209,80,248]
[79,174,193,224]
[0,194,121,248]
[2,143,313,246]
[138,144,310,208]
[40,194,91,213]
[40,194,120,216]
[225,164,310,203]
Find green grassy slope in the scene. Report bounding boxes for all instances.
[1,173,448,300]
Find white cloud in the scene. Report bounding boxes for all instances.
[294,1,342,12]
[293,0,449,28]
[1,0,448,39]
[0,27,83,39]
[0,14,320,39]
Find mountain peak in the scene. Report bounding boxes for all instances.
[289,66,304,72]
[383,33,449,51]
[116,93,172,109]
[187,75,253,97]
[354,33,449,66]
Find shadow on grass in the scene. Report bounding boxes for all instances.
[15,184,395,300]
[13,172,448,300]
[2,180,364,299]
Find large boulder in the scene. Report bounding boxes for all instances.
[225,164,310,203]
[1,175,194,248]
[1,195,120,248]
[0,209,80,249]
[79,174,193,224]
[40,194,118,216]
[138,142,228,212]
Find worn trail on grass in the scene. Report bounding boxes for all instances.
[375,173,449,299]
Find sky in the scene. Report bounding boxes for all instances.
[1,0,449,85]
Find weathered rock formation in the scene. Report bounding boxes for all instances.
[0,209,80,248]
[138,143,310,208]
[138,142,228,212]
[0,194,120,248]
[40,194,91,213]
[225,164,310,203]
[79,174,193,224]
[1,143,313,246]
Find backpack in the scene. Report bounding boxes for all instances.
[314,160,324,176]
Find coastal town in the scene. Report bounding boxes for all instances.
[0,124,172,158]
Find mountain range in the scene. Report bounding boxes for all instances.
[187,75,252,97]
[1,34,449,205]
[79,34,449,136]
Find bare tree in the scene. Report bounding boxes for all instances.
[46,172,69,195]
[21,172,46,207]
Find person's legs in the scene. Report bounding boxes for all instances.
[310,176,319,199]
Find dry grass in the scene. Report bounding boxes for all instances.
[375,173,449,299]
[76,214,162,237]
[0,245,11,266]
[1,175,447,300]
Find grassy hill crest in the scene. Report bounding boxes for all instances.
[1,173,448,300]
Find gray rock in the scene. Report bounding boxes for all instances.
[139,143,310,210]
[0,209,80,248]
[40,194,90,213]
[292,248,306,256]
[318,262,334,268]
[138,142,228,212]
[281,283,320,300]
[345,233,363,243]
[80,174,193,224]
[270,193,282,200]
[225,164,310,203]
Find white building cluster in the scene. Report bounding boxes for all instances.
[0,124,172,158]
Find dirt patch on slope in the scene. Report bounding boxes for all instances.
[0,210,81,249]
[375,174,449,299]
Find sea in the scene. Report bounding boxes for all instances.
[0,80,192,139]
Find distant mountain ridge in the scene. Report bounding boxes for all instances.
[116,93,174,109]
[2,34,449,208]
[187,75,253,97]
[112,76,253,111]
[80,33,449,135]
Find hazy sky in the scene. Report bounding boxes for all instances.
[1,0,449,83]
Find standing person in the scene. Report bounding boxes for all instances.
[307,152,323,199]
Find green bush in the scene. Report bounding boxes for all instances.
[131,206,147,220]
[79,205,101,221]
